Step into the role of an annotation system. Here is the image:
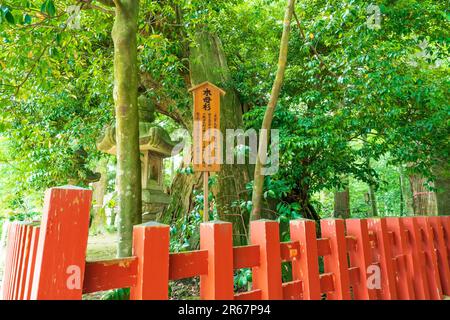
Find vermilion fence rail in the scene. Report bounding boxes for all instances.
[1,186,449,300]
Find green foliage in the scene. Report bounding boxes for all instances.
[0,0,448,218]
[169,175,218,252]
[101,288,130,300]
[234,268,252,292]
[0,1,114,213]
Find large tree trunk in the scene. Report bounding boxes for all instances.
[112,0,142,257]
[162,32,252,245]
[251,0,296,221]
[409,174,438,215]
[333,177,350,219]
[191,32,253,245]
[158,171,202,225]
[90,158,109,233]
[432,159,450,216]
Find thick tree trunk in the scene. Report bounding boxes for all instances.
[432,159,450,216]
[333,188,350,218]
[158,170,202,225]
[90,158,109,233]
[251,0,296,221]
[409,174,438,215]
[333,177,350,218]
[161,32,252,245]
[190,32,252,245]
[112,0,141,257]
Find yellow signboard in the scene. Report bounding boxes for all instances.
[189,81,225,172]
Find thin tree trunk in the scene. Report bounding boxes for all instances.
[368,183,378,217]
[399,166,413,215]
[366,158,378,217]
[112,0,141,257]
[399,174,404,216]
[251,0,296,221]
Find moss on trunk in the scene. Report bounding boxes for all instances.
[162,32,252,245]
[112,0,141,257]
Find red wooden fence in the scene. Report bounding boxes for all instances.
[1,186,449,300]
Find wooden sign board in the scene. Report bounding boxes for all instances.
[189,81,225,172]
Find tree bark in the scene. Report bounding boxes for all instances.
[399,166,413,215]
[112,0,141,257]
[409,174,438,215]
[190,32,252,245]
[368,183,378,217]
[161,32,252,245]
[432,158,450,216]
[333,188,350,219]
[333,176,350,219]
[251,0,296,221]
[90,157,109,233]
[158,170,202,225]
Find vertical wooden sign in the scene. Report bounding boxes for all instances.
[189,81,225,172]
[189,82,225,222]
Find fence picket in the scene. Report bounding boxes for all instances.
[30,186,92,300]
[250,220,283,300]
[345,218,377,300]
[199,221,234,300]
[416,217,443,300]
[130,222,170,300]
[367,218,398,299]
[385,217,415,299]
[289,219,321,300]
[320,218,351,300]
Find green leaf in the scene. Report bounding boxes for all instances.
[24,14,31,24]
[46,0,56,17]
[40,0,56,17]
[40,2,47,13]
[4,9,15,24]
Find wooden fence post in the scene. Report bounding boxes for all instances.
[130,222,170,300]
[23,225,40,300]
[320,218,351,300]
[200,221,234,300]
[1,222,17,299]
[367,218,397,300]
[440,216,450,266]
[17,224,34,300]
[30,186,92,300]
[345,218,377,300]
[385,217,415,299]
[251,220,283,300]
[402,217,430,299]
[289,219,321,300]
[416,217,443,300]
[429,216,450,296]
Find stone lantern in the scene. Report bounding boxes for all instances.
[96,95,180,222]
